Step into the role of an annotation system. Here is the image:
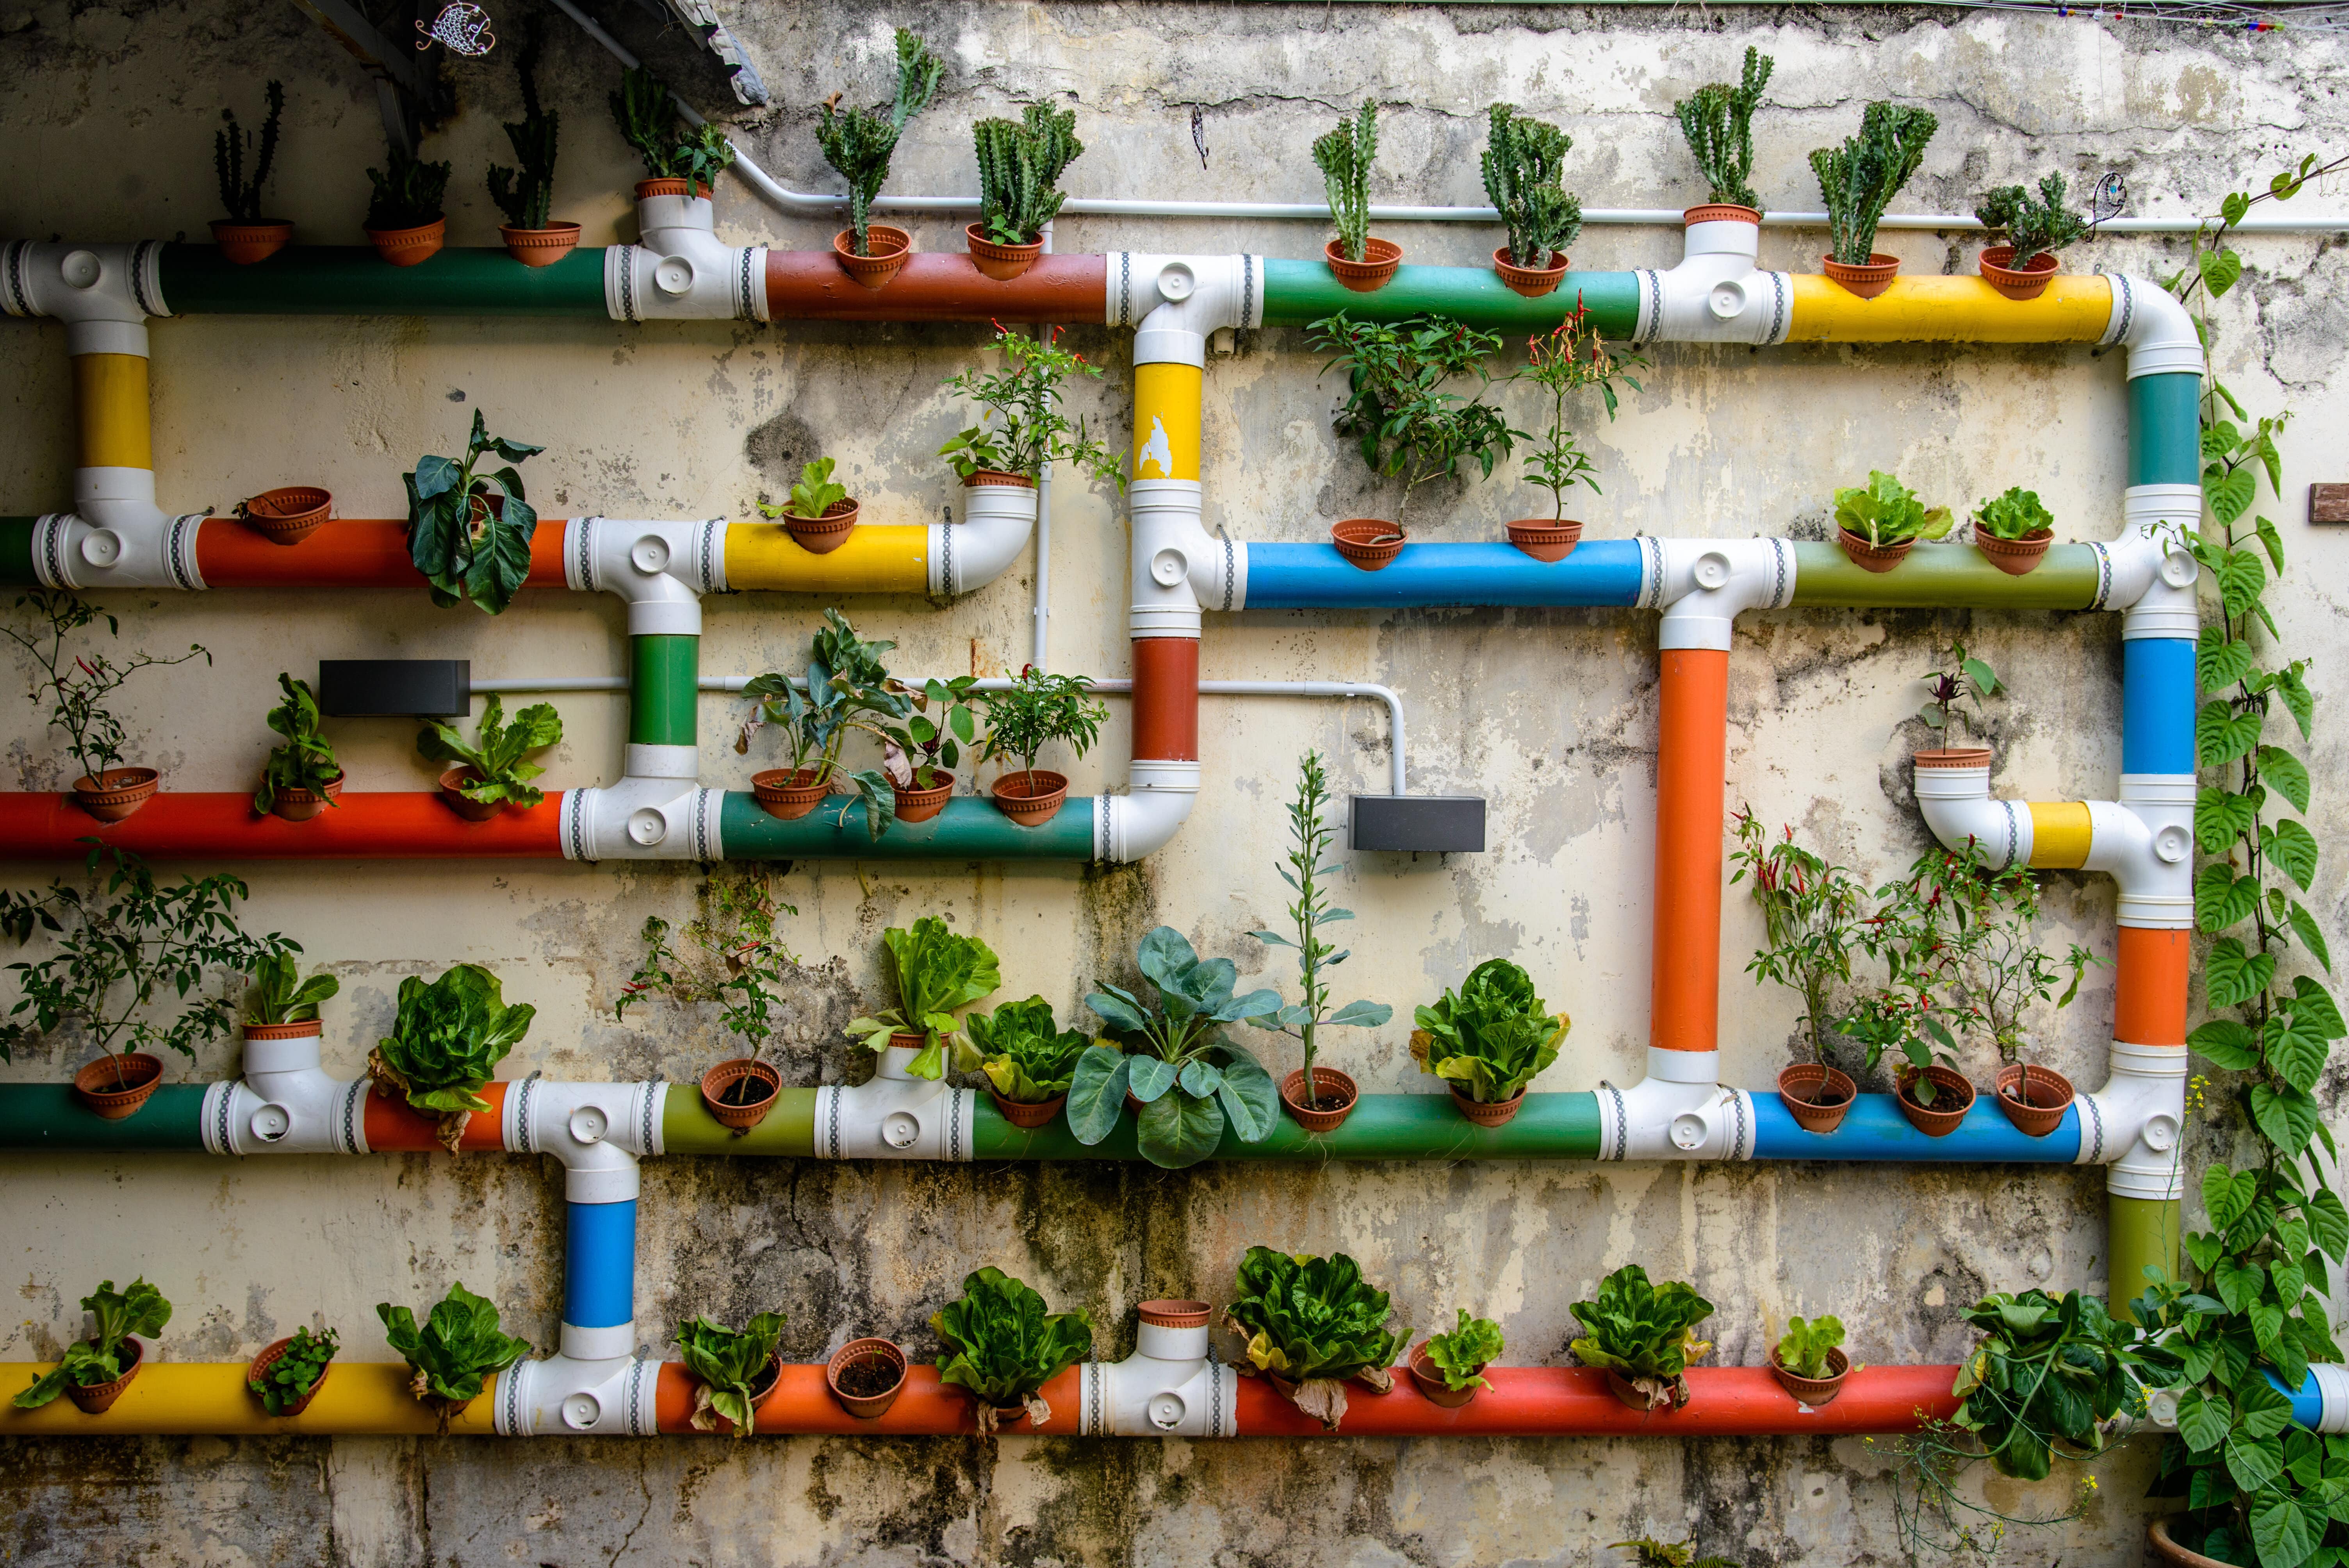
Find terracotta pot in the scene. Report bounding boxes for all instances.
[963,470,1037,489]
[1913,747,1993,771]
[700,1057,781,1131]
[987,1089,1066,1129]
[1605,1368,1670,1412]
[1492,246,1568,298]
[1331,518,1405,571]
[705,1356,783,1435]
[784,498,859,555]
[1978,244,2059,302]
[210,218,292,265]
[1508,519,1583,562]
[438,767,503,822]
[752,767,830,821]
[73,766,160,821]
[73,1052,163,1119]
[991,770,1068,827]
[1975,527,2053,576]
[833,224,911,289]
[827,1338,907,1419]
[1684,203,1762,227]
[1776,1063,1856,1135]
[1769,1345,1850,1406]
[1836,526,1913,573]
[237,486,331,545]
[964,222,1043,281]
[248,1335,332,1418]
[265,770,344,823]
[1138,1299,1211,1329]
[892,766,954,823]
[1450,1084,1526,1127]
[1995,1063,2075,1138]
[1325,236,1402,292]
[1281,1067,1359,1133]
[2148,1518,2231,1568]
[500,221,582,268]
[1822,252,1900,299]
[64,1335,145,1414]
[1895,1065,1977,1137]
[1408,1341,1481,1408]
[635,177,711,200]
[244,1021,323,1043]
[364,218,445,268]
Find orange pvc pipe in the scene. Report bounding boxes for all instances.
[0,792,565,859]
[363,1081,509,1152]
[1130,637,1199,762]
[654,1361,1082,1434]
[2114,926,2190,1046]
[762,251,1107,323]
[196,520,569,590]
[1651,649,1729,1053]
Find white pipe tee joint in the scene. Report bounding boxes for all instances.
[2076,1041,2187,1201]
[1076,1317,1239,1436]
[496,1352,662,1437]
[1644,537,1797,651]
[201,1031,369,1155]
[811,1045,978,1160]
[505,1075,661,1202]
[1631,220,1792,347]
[943,483,1038,595]
[1109,254,1265,365]
[563,516,724,636]
[27,508,206,591]
[2110,485,2204,640]
[606,192,767,322]
[561,774,720,862]
[1127,479,1228,638]
[2100,779,2196,930]
[0,239,167,333]
[1594,1049,1756,1160]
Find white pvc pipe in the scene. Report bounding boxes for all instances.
[1034,221,1054,672]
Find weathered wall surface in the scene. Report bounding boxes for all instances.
[3,1,2346,1563]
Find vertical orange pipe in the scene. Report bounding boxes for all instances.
[1131,637,1199,762]
[2113,927,2189,1046]
[1651,649,1728,1053]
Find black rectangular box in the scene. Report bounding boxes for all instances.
[317,659,471,718]
[1350,795,1485,853]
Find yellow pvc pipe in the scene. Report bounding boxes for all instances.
[1783,274,2113,344]
[0,1362,499,1436]
[2028,801,2094,869]
[73,353,152,471]
[723,523,930,594]
[1133,363,1203,481]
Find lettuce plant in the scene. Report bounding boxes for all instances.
[249,1324,338,1415]
[1832,469,1952,549]
[378,1282,528,1432]
[1423,1308,1505,1393]
[957,995,1089,1103]
[12,1278,171,1408]
[675,1311,786,1436]
[1972,485,2056,543]
[246,950,337,1027]
[1224,1247,1407,1430]
[845,916,1001,1080]
[1410,958,1568,1103]
[252,672,341,815]
[930,1267,1092,1434]
[367,964,535,1151]
[1568,1263,1715,1411]
[416,694,562,809]
[1776,1314,1845,1381]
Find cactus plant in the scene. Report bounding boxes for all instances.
[364,147,452,230]
[1975,173,2090,269]
[214,79,285,223]
[487,24,559,230]
[816,29,944,256]
[1313,99,1378,263]
[1674,47,1772,212]
[1810,102,1937,267]
[1481,103,1581,269]
[608,65,734,194]
[974,101,1082,246]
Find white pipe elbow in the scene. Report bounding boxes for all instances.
[1100,761,1198,862]
[562,517,721,635]
[0,239,168,326]
[2101,275,2203,380]
[558,777,720,862]
[28,508,206,590]
[939,483,1036,595]
[1075,1316,1239,1436]
[1593,1049,1756,1160]
[506,1076,660,1202]
[1912,763,2032,870]
[1647,537,1796,651]
[2075,1041,2186,1200]
[200,1030,367,1155]
[1110,256,1265,363]
[495,1352,662,1436]
[810,1045,978,1160]
[605,192,766,322]
[1127,479,1214,637]
[1631,220,1792,347]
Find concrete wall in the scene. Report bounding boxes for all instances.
[3,1,2346,1562]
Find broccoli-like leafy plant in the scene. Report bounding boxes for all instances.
[403,410,544,617]
[1309,313,1520,526]
[364,147,452,231]
[1568,1263,1714,1411]
[1314,99,1378,263]
[367,964,535,1152]
[1832,469,1952,549]
[253,672,341,816]
[1673,47,1773,212]
[957,995,1090,1105]
[249,1325,338,1415]
[1481,103,1580,270]
[12,1278,171,1409]
[1972,485,2055,543]
[1809,102,1937,267]
[844,917,1002,1081]
[215,79,285,223]
[1776,1314,1845,1381]
[1223,1246,1407,1430]
[930,1267,1093,1433]
[975,101,1082,247]
[246,949,338,1027]
[1410,958,1568,1105]
[487,23,560,230]
[816,29,943,256]
[416,695,562,809]
[675,1311,785,1435]
[1975,174,2089,271]
[1423,1308,1505,1393]
[378,1282,528,1432]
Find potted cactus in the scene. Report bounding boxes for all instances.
[1810,102,1937,298]
[1673,48,1773,224]
[969,102,1082,280]
[362,145,452,267]
[11,1278,171,1415]
[212,78,290,263]
[1315,100,1396,290]
[816,29,943,287]
[757,457,858,555]
[1481,103,1581,296]
[378,1283,528,1433]
[253,672,343,822]
[487,25,578,267]
[608,65,734,202]
[1970,485,2058,575]
[1974,175,2090,301]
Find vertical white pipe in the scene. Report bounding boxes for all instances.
[1032,219,1054,671]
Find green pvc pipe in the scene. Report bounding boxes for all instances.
[717,792,1096,861]
[629,636,699,748]
[662,1086,817,1155]
[0,517,37,586]
[1788,542,2106,610]
[2108,1196,2182,1323]
[158,245,610,317]
[1260,260,1641,338]
[973,1090,1604,1160]
[0,1085,207,1150]
[2130,373,2204,488]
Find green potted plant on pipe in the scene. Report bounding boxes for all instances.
[931,1267,1093,1434]
[212,78,289,263]
[609,64,735,202]
[1844,848,1984,1136]
[1510,296,1644,560]
[11,1278,171,1415]
[487,23,578,267]
[1408,1308,1504,1409]
[970,101,1082,280]
[403,410,544,617]
[844,916,1001,1082]
[1950,1289,2140,1481]
[1409,958,1568,1127]
[1809,101,1937,298]
[878,675,979,824]
[617,873,798,1131]
[815,28,943,287]
[956,995,1091,1128]
[1069,926,1283,1169]
[1830,469,1952,572]
[1973,175,2089,301]
[675,1311,786,1435]
[756,456,859,556]
[1673,46,1773,224]
[939,324,1127,494]
[245,950,339,1052]
[367,963,535,1153]
[4,587,209,821]
[976,665,1109,825]
[1315,99,1397,290]
[1615,1538,1740,1568]
[738,609,906,836]
[416,695,562,821]
[1481,103,1581,296]
[1224,1246,1407,1430]
[252,672,343,822]
[1769,1313,1849,1406]
[378,1282,529,1434]
[1969,484,2058,576]
[362,144,453,267]
[248,1324,339,1418]
[1569,1263,1714,1412]
[1730,808,1869,1133]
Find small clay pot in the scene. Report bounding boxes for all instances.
[963,470,1037,489]
[827,1338,907,1419]
[635,177,711,201]
[1822,253,1900,299]
[210,219,293,265]
[1836,527,1913,573]
[64,1335,145,1414]
[1281,1067,1359,1133]
[1492,246,1568,298]
[1331,518,1405,571]
[73,1053,163,1119]
[1138,1300,1211,1329]
[752,767,830,821]
[1777,1063,1855,1135]
[987,1089,1067,1129]
[1407,1341,1481,1409]
[1450,1084,1525,1127]
[1895,1066,1978,1137]
[248,1335,332,1418]
[834,225,911,289]
[1508,519,1583,563]
[73,766,159,822]
[1978,244,2059,302]
[705,1356,782,1435]
[1769,1345,1850,1407]
[892,766,954,824]
[700,1057,781,1131]
[1995,1063,2075,1138]
[500,221,583,268]
[438,767,503,822]
[991,770,1068,827]
[265,771,344,823]
[1684,203,1762,227]
[1913,747,1993,772]
[965,222,1043,281]
[244,1021,323,1044]
[237,486,331,545]
[1605,1369,1667,1412]
[364,218,446,268]
[1325,236,1402,292]
[1975,527,2053,576]
[784,498,859,555]
[2148,1518,2232,1568]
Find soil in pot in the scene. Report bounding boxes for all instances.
[991,770,1068,826]
[65,1336,145,1414]
[1975,528,2053,576]
[365,219,445,268]
[73,766,160,821]
[1508,519,1582,562]
[1978,244,2059,302]
[1994,1063,2075,1138]
[1281,1067,1359,1133]
[500,221,582,268]
[785,498,859,555]
[1492,246,1567,298]
[834,225,912,289]
[1836,528,1913,573]
[211,219,294,265]
[700,1058,781,1133]
[1406,1342,1480,1409]
[1822,253,1900,298]
[752,767,830,821]
[1325,236,1402,292]
[827,1338,907,1418]
[1450,1085,1526,1127]
[237,486,331,545]
[987,1090,1066,1129]
[74,1052,163,1119]
[1777,1063,1855,1135]
[892,766,954,824]
[1331,518,1405,570]
[965,223,1043,281]
[438,767,503,822]
[1769,1345,1850,1406]
[1896,1066,1977,1137]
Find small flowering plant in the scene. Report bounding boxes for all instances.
[938,323,1126,490]
[1515,297,1645,521]
[1729,808,1870,1067]
[1919,640,2001,750]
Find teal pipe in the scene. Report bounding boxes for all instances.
[974,1090,1605,1160]
[0,517,36,586]
[2130,373,2203,487]
[1260,260,1640,337]
[0,1085,207,1150]
[717,792,1095,860]
[158,246,610,316]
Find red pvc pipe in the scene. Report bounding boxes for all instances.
[196,520,569,590]
[2114,927,2189,1046]
[1652,649,1729,1053]
[364,1081,509,1152]
[1130,637,1200,762]
[0,793,565,859]
[763,251,1107,323]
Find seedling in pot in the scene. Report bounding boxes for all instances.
[755,456,857,555]
[1614,1537,1742,1568]
[417,695,562,816]
[1223,1246,1407,1430]
[246,950,339,1029]
[939,326,1125,490]
[931,1267,1092,1433]
[879,675,979,803]
[1674,47,1773,213]
[609,64,734,194]
[12,1278,171,1411]
[676,1311,786,1435]
[253,672,343,820]
[403,411,545,617]
[378,1282,529,1433]
[1917,639,2000,752]
[1972,486,2055,543]
[5,587,208,818]
[367,963,535,1152]
[1568,1263,1713,1411]
[1410,958,1568,1123]
[617,873,799,1126]
[845,916,1001,1081]
[956,995,1089,1122]
[1413,1309,1505,1405]
[1833,470,1952,552]
[249,1324,339,1416]
[815,29,942,258]
[1773,1313,1846,1390]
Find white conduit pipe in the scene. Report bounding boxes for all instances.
[1034,221,1055,672]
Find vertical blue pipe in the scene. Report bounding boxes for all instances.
[2272,1368,2327,1429]
[2121,639,2198,775]
[563,1199,636,1330]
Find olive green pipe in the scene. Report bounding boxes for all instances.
[0,1085,207,1150]
[973,1089,1605,1160]
[1787,542,2105,609]
[2108,1196,2182,1324]
[628,636,699,748]
[1258,260,1641,337]
[662,1086,818,1155]
[158,246,610,316]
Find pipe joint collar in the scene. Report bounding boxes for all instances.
[811,1048,977,1160]
[30,507,205,592]
[561,777,720,862]
[1650,537,1795,650]
[607,196,765,321]
[2077,1041,2186,1199]
[1100,785,1193,863]
[0,240,168,325]
[1077,1337,1239,1436]
[1129,479,1215,636]
[1913,764,2031,871]
[1110,254,1263,352]
[564,517,722,625]
[2103,275,2204,380]
[2311,1365,2349,1434]
[497,1353,660,1436]
[508,1074,664,1170]
[1595,1053,1755,1160]
[202,1067,369,1157]
[942,483,1038,595]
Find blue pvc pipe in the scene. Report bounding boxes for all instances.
[2271,1368,2326,1428]
[563,1199,636,1330]
[2122,638,2197,775]
[1749,1094,2083,1162]
[1242,540,1646,609]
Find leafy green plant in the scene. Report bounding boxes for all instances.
[1410,958,1568,1104]
[417,695,562,809]
[1314,98,1378,263]
[12,1278,171,1409]
[1949,1290,2140,1481]
[880,675,978,793]
[246,949,338,1027]
[1972,485,2055,543]
[1224,1247,1406,1429]
[1613,1538,1741,1568]
[975,101,1082,246]
[4,588,208,786]
[1917,638,2000,748]
[1069,926,1283,1169]
[1423,1308,1504,1393]
[1729,809,1868,1070]
[778,456,849,521]
[1929,852,2102,1065]
[367,964,535,1152]
[956,994,1089,1104]
[614,873,798,1090]
[403,410,543,617]
[1809,102,1936,267]
[675,1311,785,1435]
[215,79,284,222]
[938,325,1125,490]
[1516,298,1644,519]
[1974,174,2088,270]
[487,24,559,230]
[1832,469,1952,548]
[1840,852,1973,1101]
[1673,46,1773,211]
[930,1266,1092,1433]
[364,146,452,230]
[1776,1314,1844,1381]
[844,916,1002,1080]
[1568,1263,1714,1411]
[1481,103,1580,270]
[377,1282,528,1432]
[1309,313,1520,524]
[978,665,1109,782]
[608,65,736,192]
[738,608,908,839]
[816,29,943,255]
[249,1325,338,1415]
[252,672,340,815]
